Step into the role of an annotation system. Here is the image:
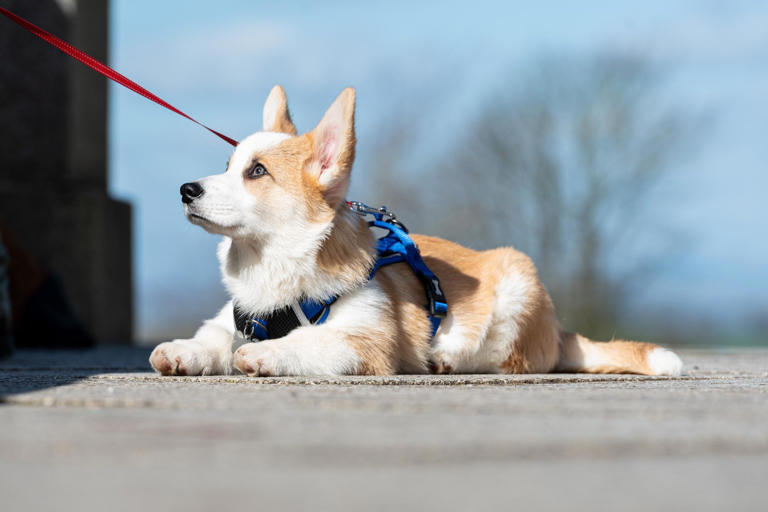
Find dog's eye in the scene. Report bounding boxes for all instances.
[246,163,268,179]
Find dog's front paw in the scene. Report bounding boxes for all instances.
[428,350,457,374]
[234,342,283,377]
[149,340,225,376]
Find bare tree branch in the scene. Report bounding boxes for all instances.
[368,52,705,339]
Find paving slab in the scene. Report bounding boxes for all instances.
[1,347,767,511]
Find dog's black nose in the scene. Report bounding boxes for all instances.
[180,182,204,204]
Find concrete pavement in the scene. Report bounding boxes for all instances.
[1,348,767,511]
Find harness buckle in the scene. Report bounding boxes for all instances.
[241,322,254,341]
[423,276,448,318]
[241,318,267,342]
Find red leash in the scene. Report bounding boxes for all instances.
[0,6,238,147]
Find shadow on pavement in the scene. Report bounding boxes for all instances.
[0,346,152,402]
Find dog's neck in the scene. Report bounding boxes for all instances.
[220,207,376,315]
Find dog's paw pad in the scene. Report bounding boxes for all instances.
[174,356,189,376]
[149,346,175,375]
[428,352,455,374]
[149,341,210,376]
[234,344,279,377]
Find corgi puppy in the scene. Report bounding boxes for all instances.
[149,85,683,378]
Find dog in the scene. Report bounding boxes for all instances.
[149,85,683,378]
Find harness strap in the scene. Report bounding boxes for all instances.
[235,204,447,342]
[367,220,447,333]
[234,297,336,340]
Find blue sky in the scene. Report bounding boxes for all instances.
[108,0,768,341]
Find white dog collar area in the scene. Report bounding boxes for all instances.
[234,202,448,344]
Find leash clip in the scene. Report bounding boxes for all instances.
[347,201,408,232]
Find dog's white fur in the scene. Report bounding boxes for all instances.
[149,86,683,378]
[646,348,684,376]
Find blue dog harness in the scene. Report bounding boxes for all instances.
[233,201,447,342]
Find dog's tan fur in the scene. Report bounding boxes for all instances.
[150,85,683,378]
[268,87,674,375]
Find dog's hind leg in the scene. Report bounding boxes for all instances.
[149,301,236,375]
[428,312,491,374]
[556,332,683,376]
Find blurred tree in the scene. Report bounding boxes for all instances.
[366,54,703,340]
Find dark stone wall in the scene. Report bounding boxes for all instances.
[0,0,132,344]
[0,0,69,179]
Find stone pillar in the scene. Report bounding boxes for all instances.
[67,0,108,186]
[0,0,132,344]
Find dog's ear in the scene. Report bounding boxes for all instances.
[308,87,356,206]
[262,85,297,135]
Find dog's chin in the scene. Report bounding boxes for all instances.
[186,212,229,235]
[186,212,253,239]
